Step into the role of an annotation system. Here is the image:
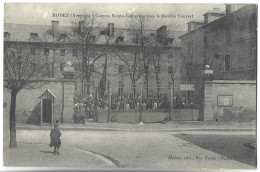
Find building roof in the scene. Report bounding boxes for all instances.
[203,10,225,16]
[187,20,204,24]
[179,4,255,39]
[39,89,56,99]
[4,22,186,46]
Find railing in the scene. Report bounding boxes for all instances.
[73,81,200,123]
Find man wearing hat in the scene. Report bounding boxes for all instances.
[50,120,62,155]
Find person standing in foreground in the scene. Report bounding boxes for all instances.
[50,120,62,155]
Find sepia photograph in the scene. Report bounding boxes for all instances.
[2,2,257,170]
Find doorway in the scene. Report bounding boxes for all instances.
[43,99,52,123]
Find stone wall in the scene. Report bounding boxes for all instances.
[3,80,64,124]
[110,110,169,123]
[204,80,256,122]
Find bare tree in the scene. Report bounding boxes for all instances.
[152,25,179,95]
[4,42,45,148]
[69,14,113,95]
[113,46,143,97]
[42,30,62,78]
[127,17,158,98]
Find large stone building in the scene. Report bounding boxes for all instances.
[179,4,257,81]
[4,20,185,124]
[178,4,257,121]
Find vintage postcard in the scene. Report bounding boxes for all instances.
[2,2,257,170]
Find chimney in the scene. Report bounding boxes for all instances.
[157,25,167,34]
[187,21,204,32]
[226,4,247,15]
[108,23,114,37]
[51,21,59,37]
[204,9,225,24]
[156,26,167,45]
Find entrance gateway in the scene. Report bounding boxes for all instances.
[39,89,56,126]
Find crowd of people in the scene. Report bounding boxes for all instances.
[110,93,171,110]
[73,92,196,119]
[73,94,95,119]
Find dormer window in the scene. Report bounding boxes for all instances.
[150,33,155,37]
[168,38,174,45]
[4,32,10,39]
[30,33,38,40]
[100,30,107,35]
[115,36,124,44]
[59,34,67,42]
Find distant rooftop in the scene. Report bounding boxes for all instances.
[4,22,186,46]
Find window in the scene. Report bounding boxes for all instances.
[168,66,173,74]
[118,81,124,96]
[30,48,36,55]
[225,28,230,43]
[4,32,10,39]
[72,49,78,57]
[60,49,65,56]
[224,55,231,71]
[44,48,49,55]
[189,41,194,55]
[168,52,173,59]
[119,65,124,73]
[60,63,64,72]
[155,66,160,74]
[156,81,161,92]
[204,36,208,49]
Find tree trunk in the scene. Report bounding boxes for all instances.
[145,74,149,99]
[45,56,50,77]
[156,74,160,97]
[9,90,17,148]
[132,80,136,98]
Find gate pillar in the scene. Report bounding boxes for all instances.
[203,65,214,121]
[62,61,77,124]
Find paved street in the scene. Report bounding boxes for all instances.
[3,130,255,169]
[174,134,256,167]
[4,143,116,168]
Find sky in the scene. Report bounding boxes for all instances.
[4,3,226,31]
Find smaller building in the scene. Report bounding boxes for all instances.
[179,4,257,122]
[179,4,257,81]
